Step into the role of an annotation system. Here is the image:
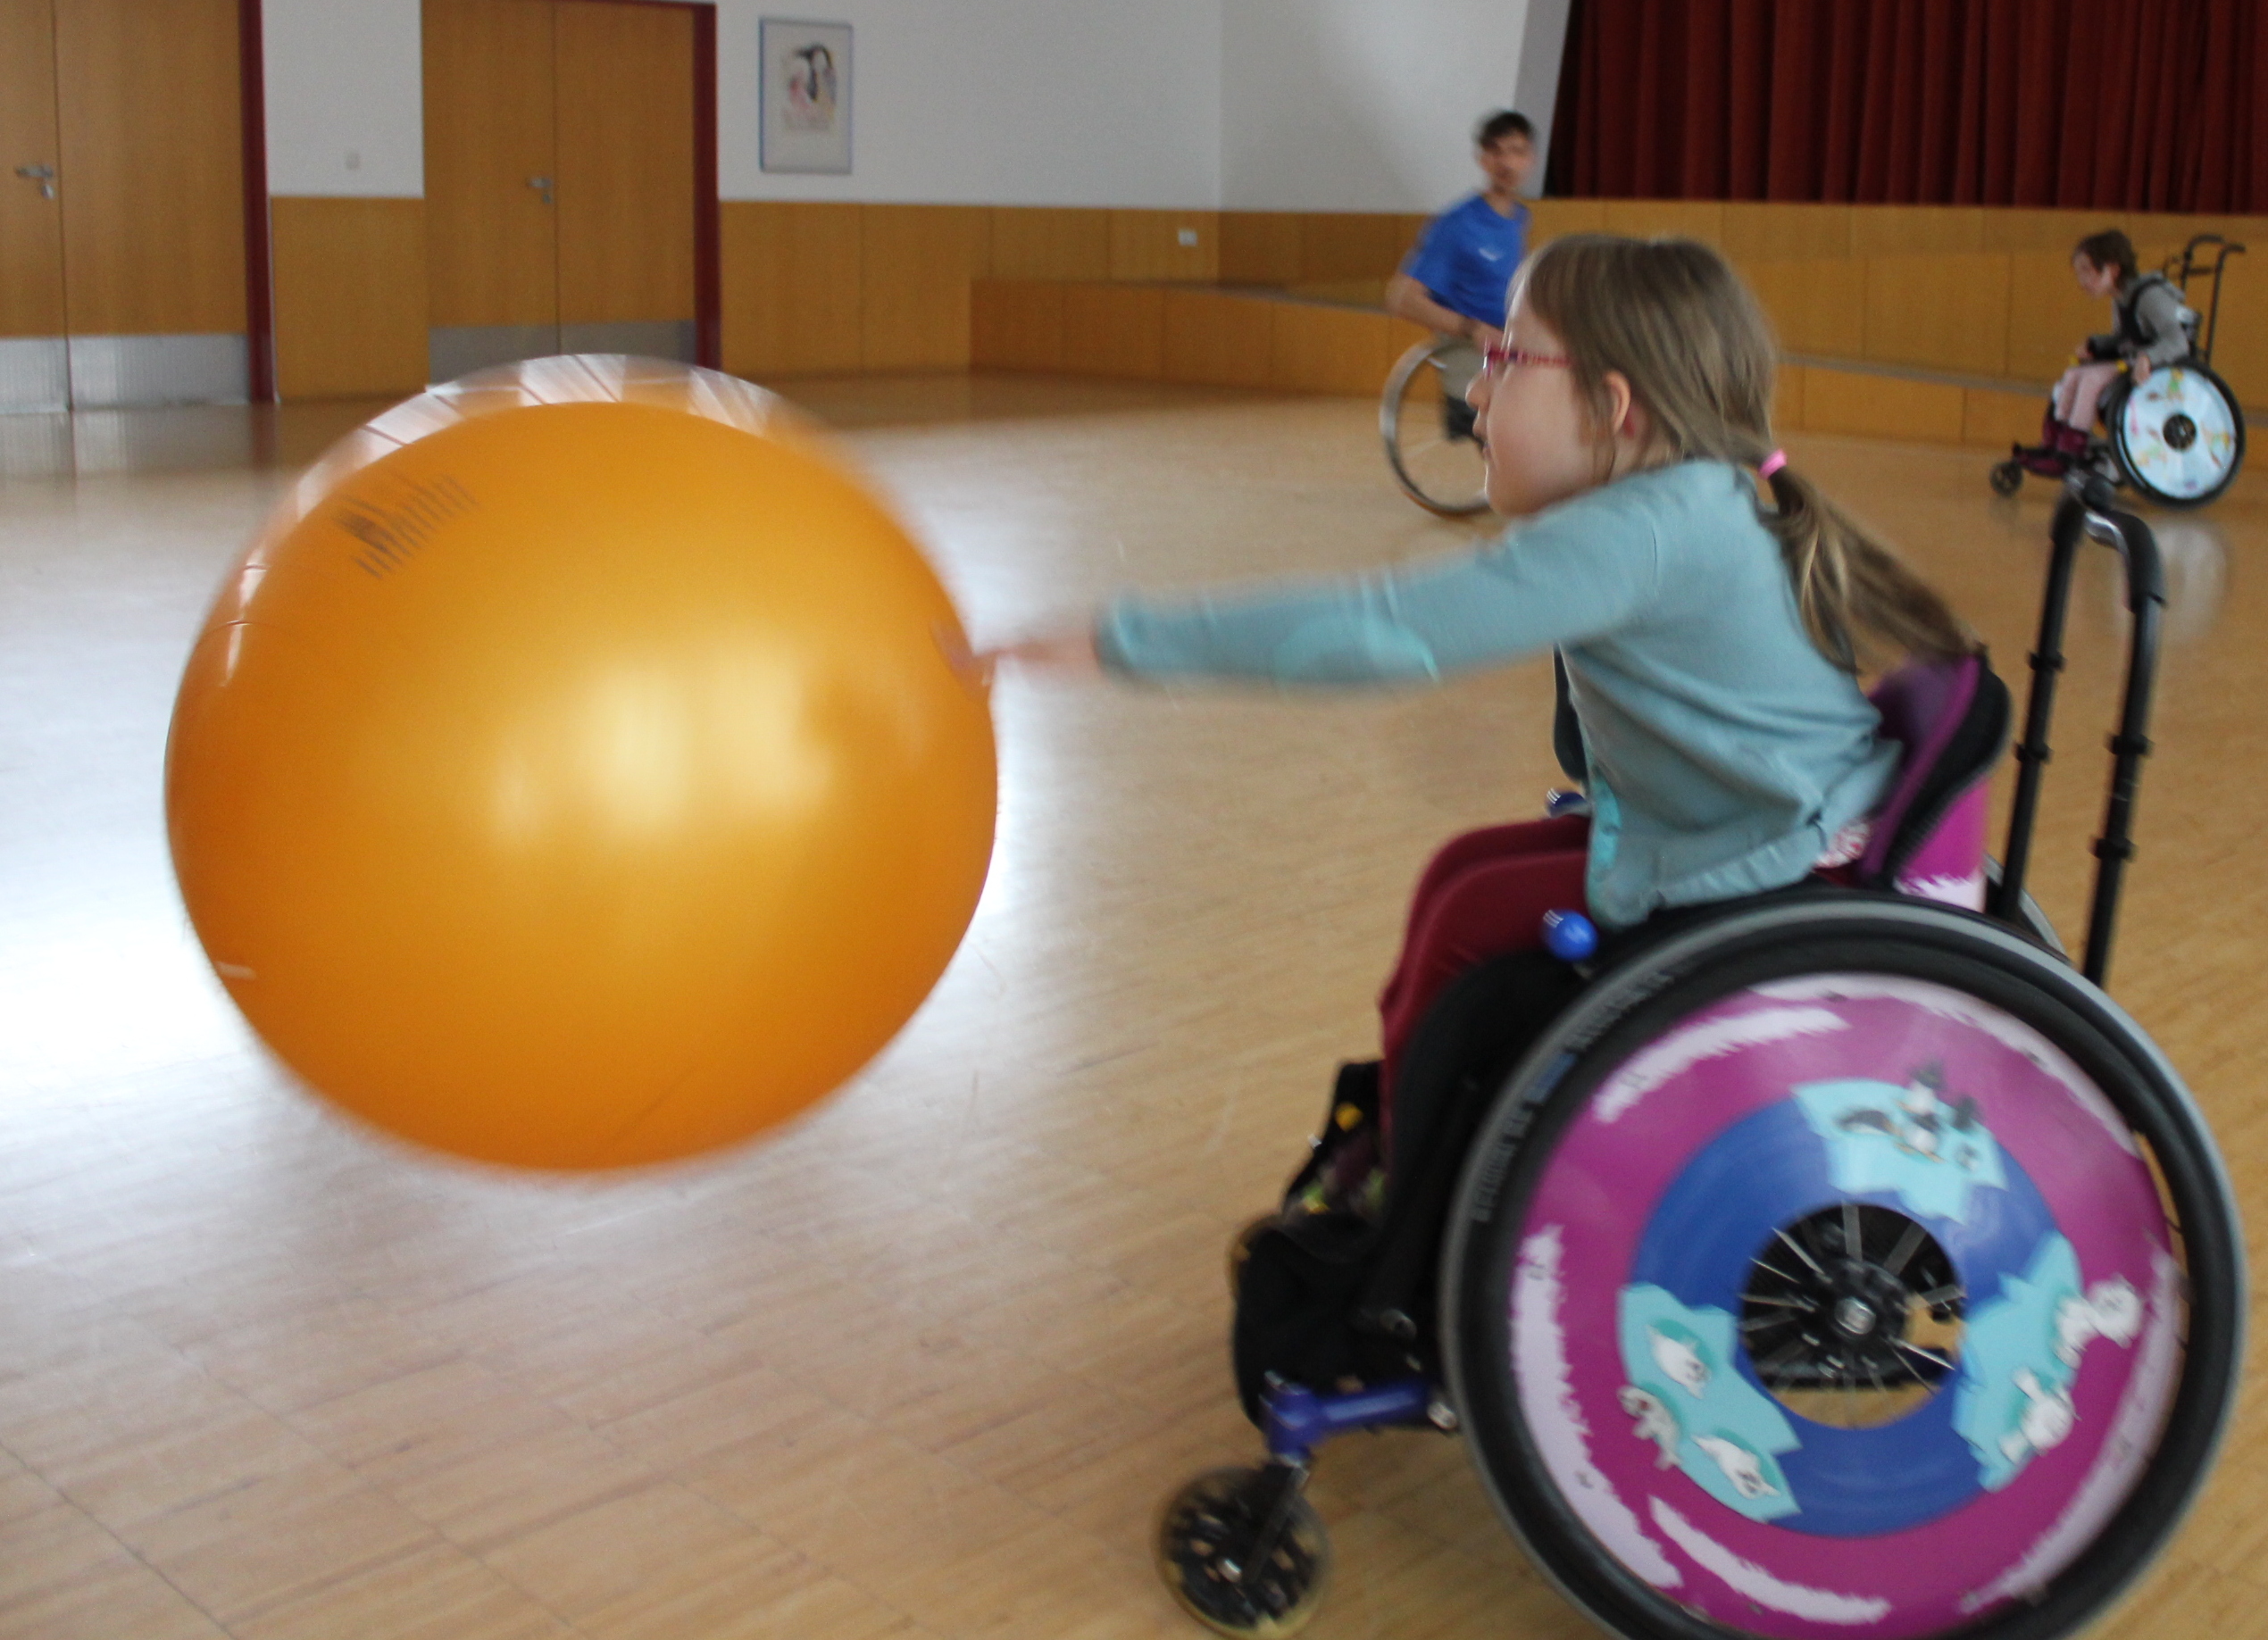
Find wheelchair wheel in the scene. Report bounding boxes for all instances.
[1442,894,2242,1640]
[1157,1464,1331,1637]
[1989,461,2024,498]
[2108,363,2245,508]
[1381,338,1491,517]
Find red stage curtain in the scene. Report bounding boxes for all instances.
[1547,0,2268,212]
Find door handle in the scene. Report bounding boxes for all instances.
[528,174,553,204]
[15,163,55,200]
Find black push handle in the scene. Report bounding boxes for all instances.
[1992,479,2165,986]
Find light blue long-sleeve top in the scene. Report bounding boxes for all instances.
[1095,460,1899,930]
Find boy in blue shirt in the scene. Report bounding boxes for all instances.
[1386,111,1535,437]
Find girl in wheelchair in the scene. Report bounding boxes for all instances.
[2013,228,2195,481]
[989,229,1974,1374]
[989,236,2243,1640]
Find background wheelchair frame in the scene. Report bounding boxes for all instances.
[1155,478,2246,1640]
[1381,335,1493,517]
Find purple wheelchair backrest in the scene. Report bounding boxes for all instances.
[1859,654,1989,910]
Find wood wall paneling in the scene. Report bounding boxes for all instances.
[859,204,985,370]
[1849,205,1986,256]
[1297,212,1426,282]
[1215,212,1302,285]
[1062,282,1163,379]
[970,278,1065,372]
[1862,253,2012,375]
[2202,272,2266,412]
[1161,287,1272,387]
[1525,198,1608,245]
[54,0,246,335]
[1746,258,1866,358]
[986,208,1109,280]
[719,200,861,378]
[1772,362,1805,432]
[1722,202,1853,265]
[0,0,66,337]
[1105,209,1219,282]
[271,196,429,399]
[422,0,556,329]
[554,0,695,324]
[1801,367,1965,443]
[1599,198,1724,246]
[1267,300,1390,396]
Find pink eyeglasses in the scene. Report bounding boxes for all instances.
[1481,344,1572,379]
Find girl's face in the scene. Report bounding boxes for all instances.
[1467,300,1629,518]
[2073,255,2119,299]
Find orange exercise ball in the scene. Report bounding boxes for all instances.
[166,357,996,1170]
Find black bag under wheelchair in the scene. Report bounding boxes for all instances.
[1156,485,2245,1640]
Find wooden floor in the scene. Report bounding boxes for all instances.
[2,375,2264,1639]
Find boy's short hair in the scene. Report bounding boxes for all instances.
[1475,110,1534,149]
[2074,229,2139,282]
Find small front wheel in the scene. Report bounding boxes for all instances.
[1156,1463,1331,1637]
[1989,460,2023,497]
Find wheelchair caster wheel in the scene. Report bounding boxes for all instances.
[1156,1463,1330,1638]
[1989,460,2023,497]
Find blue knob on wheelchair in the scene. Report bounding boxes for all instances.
[1540,907,1597,962]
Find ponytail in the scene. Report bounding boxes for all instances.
[1762,464,1974,670]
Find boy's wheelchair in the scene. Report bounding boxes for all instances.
[1157,479,2245,1640]
[1994,236,2247,508]
[1382,335,1492,517]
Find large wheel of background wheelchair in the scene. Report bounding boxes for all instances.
[1381,337,1491,517]
[1441,894,2243,1640]
[2108,363,2245,508]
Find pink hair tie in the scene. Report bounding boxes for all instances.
[1758,449,1789,479]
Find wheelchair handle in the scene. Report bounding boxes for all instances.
[1992,479,2165,986]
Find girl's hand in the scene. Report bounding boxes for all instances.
[972,625,1104,679]
[2132,355,2153,384]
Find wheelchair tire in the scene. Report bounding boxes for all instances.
[2107,363,2245,508]
[1441,893,2242,1640]
[1381,338,1491,517]
[1989,460,2024,498]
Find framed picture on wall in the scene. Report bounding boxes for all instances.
[760,19,853,174]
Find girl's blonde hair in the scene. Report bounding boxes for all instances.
[1515,234,1972,670]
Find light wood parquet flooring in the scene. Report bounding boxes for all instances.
[2,375,2264,1638]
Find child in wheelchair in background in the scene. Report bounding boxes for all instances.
[2014,229,2195,481]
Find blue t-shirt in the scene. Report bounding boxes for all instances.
[1404,193,1531,329]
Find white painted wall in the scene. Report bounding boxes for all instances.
[714,0,1222,206]
[1219,0,1538,213]
[263,0,425,196]
[257,0,1572,211]
[260,0,1222,209]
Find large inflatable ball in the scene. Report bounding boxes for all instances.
[166,357,996,1170]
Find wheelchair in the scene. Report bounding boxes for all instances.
[1382,334,1492,517]
[1156,478,2245,1640]
[1994,235,2247,509]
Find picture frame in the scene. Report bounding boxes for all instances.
[760,18,853,175]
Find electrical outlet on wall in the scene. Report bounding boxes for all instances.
[1176,228,1197,247]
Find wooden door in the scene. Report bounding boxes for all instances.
[554,0,696,359]
[0,0,67,409]
[423,0,559,379]
[52,0,246,403]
